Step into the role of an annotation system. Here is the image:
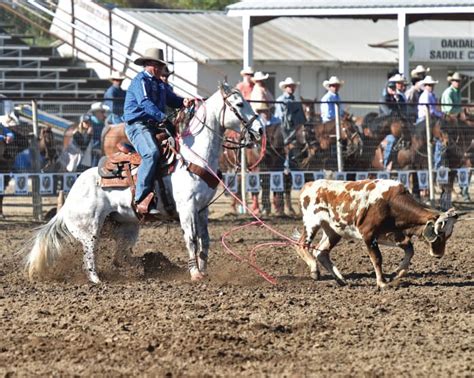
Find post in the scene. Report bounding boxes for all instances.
[334,102,344,172]
[242,15,253,69]
[31,100,43,220]
[397,12,409,77]
[240,150,247,214]
[108,9,113,74]
[71,0,76,58]
[425,107,435,204]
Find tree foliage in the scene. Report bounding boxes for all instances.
[96,0,237,10]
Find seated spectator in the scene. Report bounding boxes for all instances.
[410,65,430,80]
[380,119,404,171]
[417,75,443,123]
[380,75,407,118]
[250,71,274,112]
[0,123,14,145]
[58,114,93,172]
[320,76,344,124]
[441,72,463,118]
[405,76,424,123]
[89,102,109,166]
[103,72,126,125]
[236,66,254,100]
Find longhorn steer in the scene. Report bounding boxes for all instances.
[296,179,458,288]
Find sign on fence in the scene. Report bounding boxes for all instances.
[270,172,284,192]
[39,174,54,195]
[15,174,29,195]
[291,172,305,190]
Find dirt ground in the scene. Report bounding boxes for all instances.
[0,209,472,376]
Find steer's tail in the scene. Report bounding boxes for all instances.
[25,211,73,280]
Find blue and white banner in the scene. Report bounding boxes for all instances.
[457,168,469,187]
[246,173,260,193]
[224,173,238,193]
[356,172,368,181]
[270,172,284,192]
[313,171,325,181]
[397,171,409,187]
[39,174,54,195]
[0,174,4,195]
[63,173,78,193]
[437,168,449,185]
[335,172,346,181]
[15,174,29,195]
[291,172,305,190]
[377,172,390,180]
[417,170,429,190]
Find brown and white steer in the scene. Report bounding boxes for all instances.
[296,179,458,288]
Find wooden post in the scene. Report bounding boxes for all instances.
[31,100,43,221]
[425,107,435,204]
[334,102,344,172]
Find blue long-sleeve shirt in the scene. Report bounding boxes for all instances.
[124,71,184,124]
[320,91,344,123]
[104,85,126,117]
[0,124,14,141]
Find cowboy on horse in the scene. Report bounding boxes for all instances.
[123,47,194,214]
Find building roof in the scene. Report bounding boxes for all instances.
[226,0,474,17]
[117,9,474,64]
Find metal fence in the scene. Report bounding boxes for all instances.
[0,97,473,219]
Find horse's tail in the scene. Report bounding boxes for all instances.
[25,210,73,280]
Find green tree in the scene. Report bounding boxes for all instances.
[97,0,236,10]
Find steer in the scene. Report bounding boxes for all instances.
[295,179,458,288]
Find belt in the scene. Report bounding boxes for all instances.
[127,119,162,128]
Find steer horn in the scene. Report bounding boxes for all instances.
[422,220,438,243]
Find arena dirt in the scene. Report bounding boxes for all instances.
[0,214,472,376]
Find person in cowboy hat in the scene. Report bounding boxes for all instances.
[380,74,408,117]
[123,47,194,214]
[410,65,430,80]
[441,72,463,117]
[320,76,344,124]
[104,71,126,125]
[250,71,274,112]
[417,75,443,123]
[406,71,427,123]
[274,77,305,215]
[160,65,174,87]
[88,101,110,166]
[236,66,254,100]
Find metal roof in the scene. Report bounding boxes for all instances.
[226,0,474,16]
[118,9,474,63]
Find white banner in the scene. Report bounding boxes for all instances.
[356,172,368,181]
[313,171,325,181]
[270,172,284,192]
[377,172,390,180]
[224,173,238,193]
[457,168,469,188]
[63,173,78,193]
[437,168,449,185]
[39,174,54,195]
[291,172,305,190]
[15,174,29,195]
[246,173,260,193]
[397,172,409,187]
[417,170,429,190]
[0,174,3,195]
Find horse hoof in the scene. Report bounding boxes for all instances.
[190,271,205,281]
[310,271,320,280]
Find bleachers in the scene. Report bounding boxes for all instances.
[0,27,109,119]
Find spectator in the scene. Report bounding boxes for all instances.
[103,72,126,125]
[380,75,407,117]
[236,66,254,100]
[0,123,14,145]
[417,75,443,123]
[410,65,430,80]
[250,71,274,112]
[320,76,344,124]
[274,77,306,147]
[441,72,463,117]
[380,119,403,171]
[89,102,109,166]
[381,68,400,97]
[58,114,93,172]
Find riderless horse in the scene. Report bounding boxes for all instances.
[25,83,263,283]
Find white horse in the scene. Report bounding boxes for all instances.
[25,83,262,283]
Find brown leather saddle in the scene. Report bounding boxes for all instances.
[98,130,222,215]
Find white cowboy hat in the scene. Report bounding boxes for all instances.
[421,75,438,85]
[109,71,126,81]
[279,77,300,90]
[388,74,408,83]
[449,72,463,82]
[133,48,168,66]
[90,102,110,112]
[410,65,430,78]
[240,66,254,76]
[252,71,269,82]
[323,76,344,90]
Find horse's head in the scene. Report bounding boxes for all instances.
[219,82,262,143]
